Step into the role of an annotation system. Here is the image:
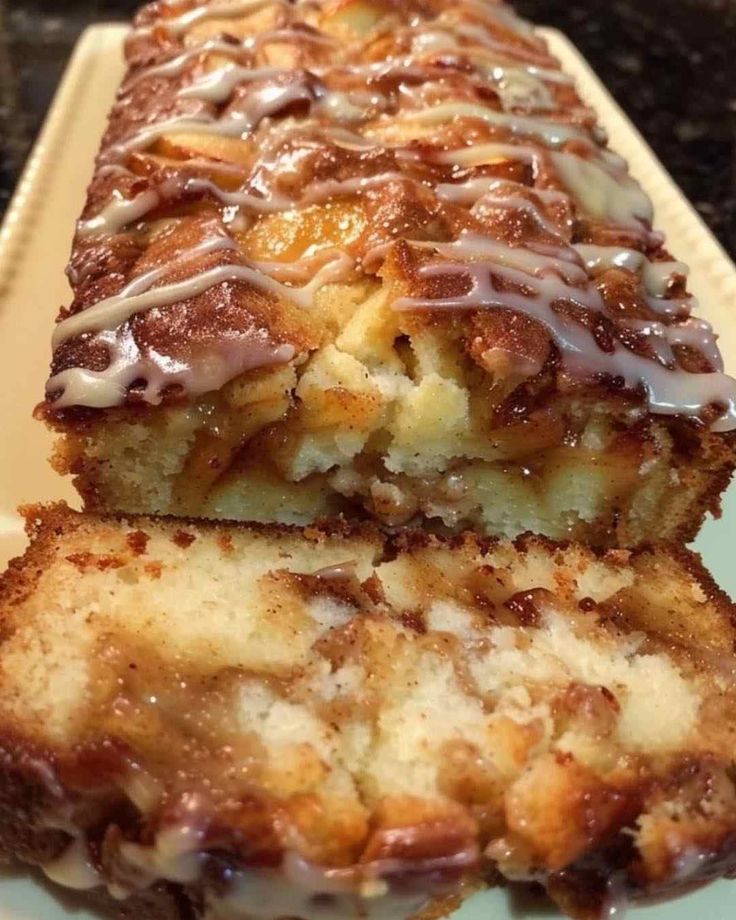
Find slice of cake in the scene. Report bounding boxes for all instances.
[2,503,736,919]
[39,0,736,545]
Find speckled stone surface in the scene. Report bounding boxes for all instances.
[0,0,734,256]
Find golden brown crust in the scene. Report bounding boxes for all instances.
[16,499,734,590]
[41,0,736,424]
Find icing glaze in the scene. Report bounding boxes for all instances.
[470,191,567,239]
[550,151,653,229]
[179,65,286,102]
[77,169,413,240]
[394,102,586,146]
[490,67,556,112]
[38,814,471,920]
[47,330,295,410]
[436,141,543,170]
[41,836,100,891]
[124,39,252,89]
[53,235,239,347]
[48,235,352,407]
[394,233,736,428]
[575,245,694,316]
[149,0,283,37]
[78,188,161,238]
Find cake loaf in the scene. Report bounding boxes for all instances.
[39,0,736,545]
[3,504,736,919]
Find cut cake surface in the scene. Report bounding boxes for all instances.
[2,504,736,918]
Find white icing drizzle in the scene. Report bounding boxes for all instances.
[576,244,689,292]
[550,151,653,229]
[208,856,428,920]
[644,258,689,295]
[435,176,511,205]
[575,245,694,316]
[109,828,474,920]
[112,75,377,163]
[305,32,569,126]
[146,0,283,37]
[436,179,569,243]
[393,102,586,146]
[178,65,286,102]
[124,39,249,89]
[346,53,572,89]
[53,235,237,347]
[318,89,379,122]
[436,141,542,170]
[418,18,552,69]
[108,113,245,160]
[111,78,314,159]
[178,63,380,115]
[37,811,473,920]
[120,822,206,884]
[394,233,736,428]
[251,249,354,285]
[408,233,588,283]
[117,3,592,172]
[226,75,322,123]
[575,243,647,275]
[301,171,406,204]
[439,144,654,237]
[78,189,161,238]
[455,27,552,68]
[446,0,539,41]
[95,164,132,179]
[365,26,563,120]
[473,194,564,238]
[53,245,351,347]
[626,317,724,372]
[47,330,295,410]
[469,186,568,239]
[522,64,575,85]
[178,175,292,212]
[490,66,555,112]
[79,171,410,238]
[42,836,100,891]
[256,26,338,48]
[48,235,353,408]
[126,23,338,90]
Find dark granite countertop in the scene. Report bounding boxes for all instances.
[0,0,734,256]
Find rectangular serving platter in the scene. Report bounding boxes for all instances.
[0,22,735,920]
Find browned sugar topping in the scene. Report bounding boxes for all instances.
[44,0,736,429]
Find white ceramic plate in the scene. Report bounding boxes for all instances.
[0,22,735,920]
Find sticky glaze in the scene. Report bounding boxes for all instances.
[394,233,736,427]
[49,237,351,407]
[150,0,284,37]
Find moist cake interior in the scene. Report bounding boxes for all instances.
[2,506,736,920]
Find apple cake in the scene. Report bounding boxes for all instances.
[38,0,736,545]
[3,504,736,919]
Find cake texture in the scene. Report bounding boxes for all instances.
[3,504,736,920]
[39,0,736,544]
